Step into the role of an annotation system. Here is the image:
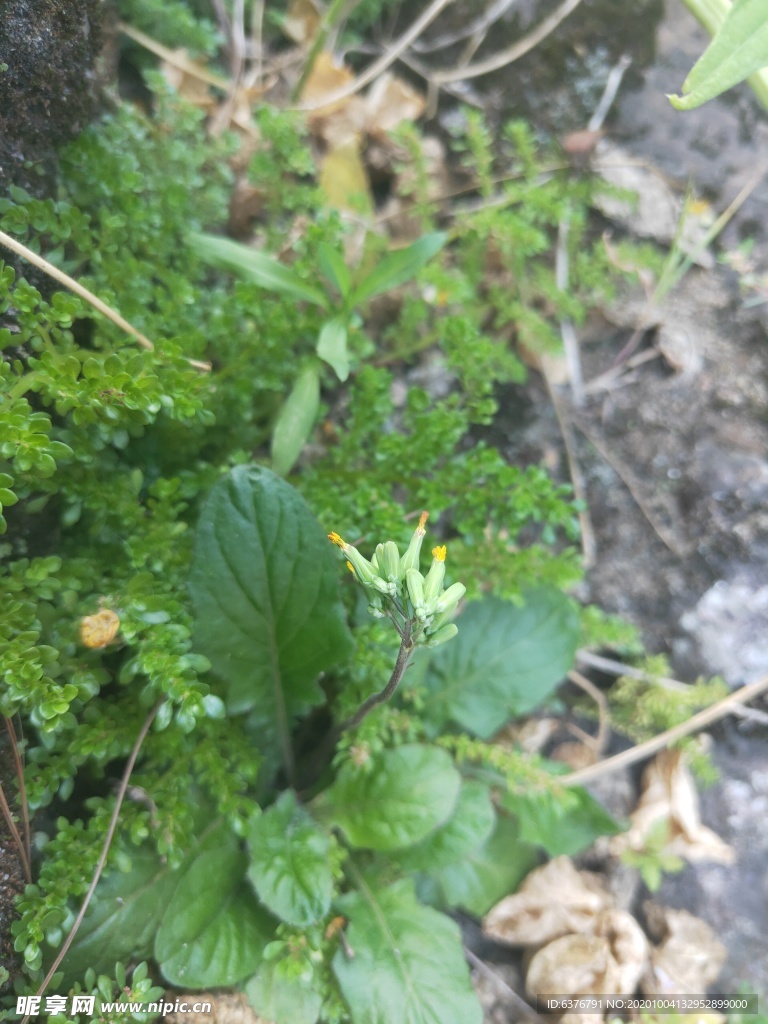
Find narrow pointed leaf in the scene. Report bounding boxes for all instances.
[319,744,460,851]
[670,0,768,109]
[317,243,351,297]
[397,780,495,872]
[189,467,354,734]
[333,879,482,1024]
[317,319,350,381]
[246,791,334,927]
[271,367,320,476]
[189,232,329,307]
[348,232,447,306]
[246,959,323,1024]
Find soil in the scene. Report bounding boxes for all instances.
[444,0,768,1012]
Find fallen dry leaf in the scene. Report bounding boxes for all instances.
[642,907,727,995]
[283,0,322,44]
[525,933,620,1000]
[301,51,356,119]
[483,856,611,947]
[319,140,373,213]
[591,909,649,994]
[364,73,426,138]
[160,56,218,114]
[609,750,734,865]
[164,990,269,1023]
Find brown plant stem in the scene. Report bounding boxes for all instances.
[341,629,415,733]
[22,700,164,1024]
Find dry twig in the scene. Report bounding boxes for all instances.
[21,701,164,1024]
[464,947,547,1024]
[293,0,454,111]
[562,673,768,787]
[568,668,610,755]
[0,229,211,372]
[576,650,768,726]
[431,0,585,84]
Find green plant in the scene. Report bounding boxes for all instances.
[0,26,643,1022]
[41,465,620,1024]
[189,229,447,473]
[671,0,768,110]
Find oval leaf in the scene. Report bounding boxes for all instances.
[422,590,579,738]
[316,319,350,381]
[246,959,323,1024]
[349,232,447,306]
[155,828,273,987]
[246,791,334,927]
[319,744,460,851]
[271,367,320,476]
[397,780,495,872]
[333,879,482,1024]
[189,232,328,307]
[429,814,538,916]
[61,846,177,983]
[189,466,354,737]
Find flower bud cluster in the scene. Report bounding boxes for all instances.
[328,512,464,648]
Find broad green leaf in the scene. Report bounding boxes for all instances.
[670,0,768,110]
[333,879,482,1024]
[422,591,579,738]
[189,232,329,307]
[317,243,351,298]
[348,232,447,307]
[503,783,624,857]
[246,959,323,1024]
[428,814,538,916]
[397,780,495,872]
[61,846,177,982]
[271,367,320,476]
[317,319,350,381]
[155,827,273,987]
[189,466,354,734]
[246,791,334,927]
[319,744,461,851]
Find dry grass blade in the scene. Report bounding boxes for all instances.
[561,673,768,787]
[464,947,547,1024]
[1,716,31,883]
[568,668,610,755]
[0,230,211,371]
[293,0,454,111]
[21,700,164,1024]
[432,0,585,83]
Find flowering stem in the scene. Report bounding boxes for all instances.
[340,627,415,733]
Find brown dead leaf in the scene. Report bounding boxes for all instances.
[364,73,426,138]
[160,56,218,114]
[283,0,322,44]
[319,140,373,214]
[642,907,726,995]
[525,933,621,1000]
[301,51,356,118]
[591,909,649,994]
[483,856,611,947]
[164,990,269,1023]
[609,750,734,865]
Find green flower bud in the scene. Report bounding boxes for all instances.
[426,623,458,647]
[375,541,402,583]
[423,545,447,603]
[399,511,428,575]
[434,582,466,615]
[406,568,427,617]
